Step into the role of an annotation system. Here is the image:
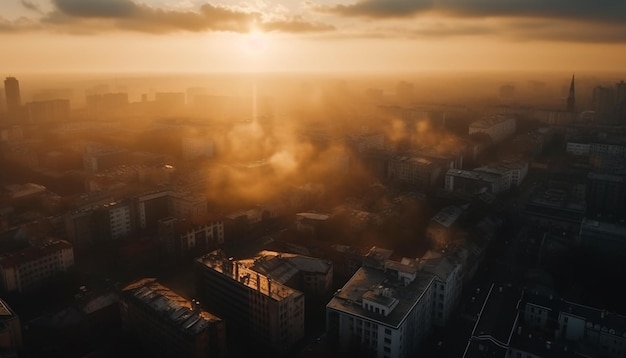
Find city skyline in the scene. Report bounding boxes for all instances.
[2,0,626,74]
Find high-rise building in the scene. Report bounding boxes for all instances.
[4,77,21,115]
[567,74,576,112]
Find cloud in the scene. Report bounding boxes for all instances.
[20,0,43,13]
[51,0,138,18]
[39,0,335,34]
[262,16,335,33]
[0,16,40,33]
[320,0,626,23]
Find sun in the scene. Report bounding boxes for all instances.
[242,29,269,57]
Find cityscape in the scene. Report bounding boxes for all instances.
[2,1,626,358]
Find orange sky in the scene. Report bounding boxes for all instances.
[2,0,626,73]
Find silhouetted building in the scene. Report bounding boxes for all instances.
[0,298,22,350]
[567,74,576,112]
[120,278,226,358]
[195,250,305,356]
[586,172,625,219]
[3,77,20,116]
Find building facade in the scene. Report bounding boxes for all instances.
[0,240,74,293]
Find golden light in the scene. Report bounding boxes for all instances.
[241,29,268,57]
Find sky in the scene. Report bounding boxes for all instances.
[2,0,626,74]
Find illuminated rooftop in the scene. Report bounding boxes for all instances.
[196,250,301,301]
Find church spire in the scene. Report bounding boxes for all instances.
[567,74,575,112]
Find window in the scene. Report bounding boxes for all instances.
[384,347,391,353]
[385,328,391,335]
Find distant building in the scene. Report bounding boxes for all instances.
[4,77,21,116]
[388,156,442,187]
[64,200,134,250]
[83,143,129,172]
[326,247,435,358]
[25,99,70,123]
[157,217,224,263]
[445,169,503,195]
[0,298,22,350]
[473,160,529,190]
[182,137,214,161]
[120,278,226,358]
[524,187,586,233]
[566,74,576,112]
[0,240,74,293]
[195,250,305,356]
[468,115,516,144]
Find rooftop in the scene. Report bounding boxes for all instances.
[122,278,221,336]
[196,250,301,301]
[446,169,501,183]
[0,239,72,268]
[327,264,434,328]
[470,115,515,129]
[431,205,464,228]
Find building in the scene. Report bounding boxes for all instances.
[586,172,625,219]
[25,99,70,123]
[83,143,129,172]
[427,205,465,249]
[326,247,435,358]
[524,187,586,233]
[64,200,134,251]
[445,169,503,195]
[0,298,22,350]
[136,191,170,230]
[566,74,576,112]
[120,278,226,358]
[464,285,626,358]
[579,218,626,256]
[182,137,214,161]
[195,250,305,356]
[468,115,516,144]
[4,77,20,116]
[248,250,333,296]
[169,191,208,221]
[473,160,529,190]
[0,240,74,293]
[419,251,463,327]
[158,217,224,263]
[388,156,442,187]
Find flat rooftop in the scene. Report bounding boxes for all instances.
[197,251,301,301]
[326,266,434,328]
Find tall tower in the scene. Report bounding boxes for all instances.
[566,74,575,112]
[4,77,21,114]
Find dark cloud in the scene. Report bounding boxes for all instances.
[42,0,334,34]
[321,0,626,23]
[51,0,138,18]
[20,0,43,13]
